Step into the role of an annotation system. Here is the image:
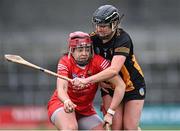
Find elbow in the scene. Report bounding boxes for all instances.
[118,77,126,91]
[121,81,126,90]
[110,67,119,76]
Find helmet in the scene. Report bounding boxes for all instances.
[68,31,93,66]
[92,5,120,25]
[68,31,92,49]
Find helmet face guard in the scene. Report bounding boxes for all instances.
[69,37,92,49]
[68,31,94,66]
[92,11,120,25]
[92,5,124,40]
[92,5,124,32]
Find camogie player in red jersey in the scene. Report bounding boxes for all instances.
[47,31,125,130]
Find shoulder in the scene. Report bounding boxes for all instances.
[93,54,104,60]
[92,54,109,65]
[115,28,132,44]
[91,55,110,70]
[90,31,101,43]
[89,31,96,37]
[59,55,68,62]
[58,55,71,66]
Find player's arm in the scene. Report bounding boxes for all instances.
[103,74,125,125]
[106,74,125,112]
[72,55,126,86]
[86,55,126,83]
[57,77,69,102]
[57,58,77,113]
[75,38,130,85]
[57,76,76,113]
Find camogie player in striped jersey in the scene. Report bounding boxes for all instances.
[47,31,125,130]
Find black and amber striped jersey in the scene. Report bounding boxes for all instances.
[90,28,146,92]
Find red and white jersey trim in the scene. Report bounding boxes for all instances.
[58,63,68,72]
[100,60,109,70]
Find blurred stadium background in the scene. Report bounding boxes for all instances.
[0,0,180,130]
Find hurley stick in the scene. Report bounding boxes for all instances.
[4,54,72,82]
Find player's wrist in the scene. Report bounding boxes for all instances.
[107,108,115,116]
[86,77,93,84]
[63,99,71,104]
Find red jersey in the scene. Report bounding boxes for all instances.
[48,54,109,117]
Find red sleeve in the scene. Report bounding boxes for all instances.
[57,55,70,77]
[93,55,110,72]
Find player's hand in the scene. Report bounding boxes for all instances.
[99,82,113,93]
[104,122,111,131]
[63,99,77,113]
[104,113,113,126]
[71,77,89,89]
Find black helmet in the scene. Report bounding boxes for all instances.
[92,5,120,24]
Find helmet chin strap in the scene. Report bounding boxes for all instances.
[76,61,88,66]
[98,33,113,40]
[112,22,116,32]
[76,59,90,67]
[76,53,93,67]
[98,21,118,41]
[69,46,94,66]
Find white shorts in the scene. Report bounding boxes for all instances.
[51,107,103,130]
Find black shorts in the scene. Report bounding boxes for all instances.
[101,86,146,102]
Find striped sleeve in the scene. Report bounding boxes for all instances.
[100,59,109,70]
[58,63,68,72]
[94,55,110,71]
[57,56,69,76]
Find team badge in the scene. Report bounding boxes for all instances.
[72,73,78,79]
[139,88,145,96]
[95,47,100,54]
[87,70,92,76]
[110,48,113,55]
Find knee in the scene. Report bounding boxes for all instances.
[57,123,78,130]
[111,117,123,130]
[123,115,140,130]
[65,123,78,130]
[67,124,78,130]
[123,122,138,130]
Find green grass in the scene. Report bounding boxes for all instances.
[141,125,180,130]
